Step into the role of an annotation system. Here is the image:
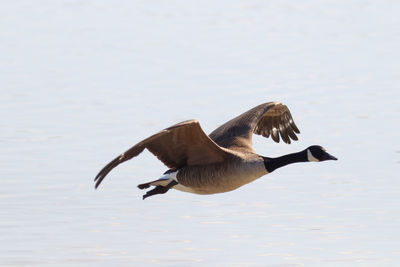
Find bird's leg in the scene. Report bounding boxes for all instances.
[142,180,178,200]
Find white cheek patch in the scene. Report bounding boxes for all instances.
[307,149,320,162]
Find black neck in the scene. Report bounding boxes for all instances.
[263,150,308,173]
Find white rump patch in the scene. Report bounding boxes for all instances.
[165,170,178,182]
[149,171,178,186]
[307,149,319,162]
[150,171,196,193]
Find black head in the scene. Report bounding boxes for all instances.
[306,145,338,162]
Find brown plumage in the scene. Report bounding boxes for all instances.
[209,102,299,150]
[94,102,336,199]
[94,120,229,189]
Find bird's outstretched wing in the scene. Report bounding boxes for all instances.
[208,102,300,152]
[94,120,228,188]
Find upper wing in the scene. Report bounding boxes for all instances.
[208,102,300,152]
[94,120,228,188]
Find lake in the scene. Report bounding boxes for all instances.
[1,0,399,266]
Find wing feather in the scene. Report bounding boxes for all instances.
[209,102,300,151]
[94,120,228,188]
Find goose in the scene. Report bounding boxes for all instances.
[94,102,337,199]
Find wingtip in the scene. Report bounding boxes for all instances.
[292,124,300,134]
[94,174,104,189]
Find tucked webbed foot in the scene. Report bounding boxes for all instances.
[142,186,169,200]
[141,181,178,200]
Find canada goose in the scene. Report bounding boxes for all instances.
[94,102,337,199]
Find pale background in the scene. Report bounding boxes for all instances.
[1,1,399,266]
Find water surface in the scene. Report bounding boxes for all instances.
[1,1,400,266]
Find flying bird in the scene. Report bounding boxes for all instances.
[94,102,337,199]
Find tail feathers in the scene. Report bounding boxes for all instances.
[137,177,172,190]
[137,183,151,189]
